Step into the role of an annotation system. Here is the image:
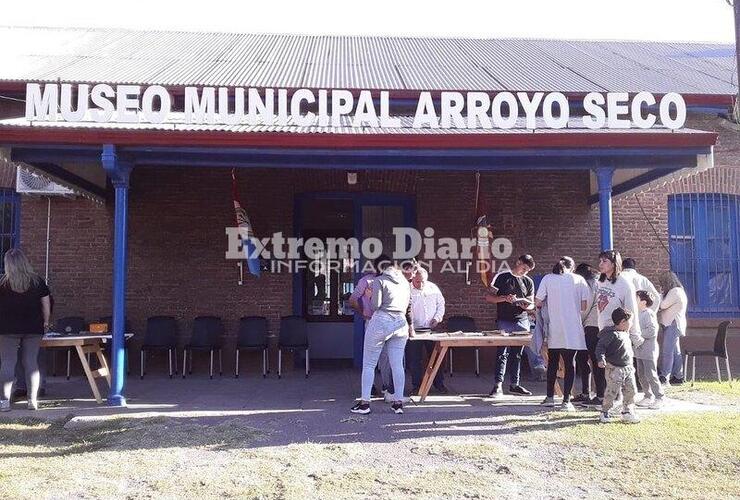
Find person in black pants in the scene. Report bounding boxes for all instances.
[575,263,606,406]
[484,255,536,398]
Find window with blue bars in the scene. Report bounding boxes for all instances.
[668,193,740,317]
[0,188,20,273]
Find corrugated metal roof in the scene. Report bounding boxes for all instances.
[0,26,735,95]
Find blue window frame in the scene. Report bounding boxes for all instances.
[668,194,740,316]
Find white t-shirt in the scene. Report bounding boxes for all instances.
[535,272,590,350]
[595,274,642,336]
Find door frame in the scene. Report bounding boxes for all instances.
[292,191,417,366]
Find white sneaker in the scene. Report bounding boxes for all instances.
[650,398,665,409]
[0,399,10,412]
[560,402,576,412]
[637,397,655,407]
[383,391,393,404]
[541,397,556,407]
[599,412,615,423]
[27,400,38,411]
[622,412,641,424]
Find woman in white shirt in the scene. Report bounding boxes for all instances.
[535,256,590,411]
[657,271,688,384]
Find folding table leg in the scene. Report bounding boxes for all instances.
[219,349,223,376]
[209,350,214,379]
[182,350,188,379]
[475,348,480,377]
[278,349,282,379]
[67,349,71,380]
[305,349,310,378]
[715,357,722,383]
[235,349,240,378]
[448,349,453,377]
[168,350,173,379]
[725,358,733,387]
[140,351,145,380]
[692,356,696,386]
[262,349,267,378]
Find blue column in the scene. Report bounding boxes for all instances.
[101,145,132,407]
[595,166,615,251]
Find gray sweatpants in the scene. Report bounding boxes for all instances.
[0,334,42,402]
[361,312,408,402]
[636,358,664,399]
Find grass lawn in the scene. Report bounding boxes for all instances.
[1,405,738,499]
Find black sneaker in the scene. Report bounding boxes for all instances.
[433,383,449,394]
[371,385,381,397]
[350,401,371,414]
[585,396,603,408]
[391,401,403,414]
[669,377,685,386]
[571,393,590,404]
[659,375,668,385]
[509,385,532,396]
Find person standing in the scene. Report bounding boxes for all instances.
[574,263,605,407]
[596,308,643,424]
[484,254,536,398]
[657,271,688,385]
[349,255,394,398]
[351,261,411,415]
[621,258,661,313]
[535,257,590,411]
[595,250,641,339]
[407,267,446,394]
[0,249,51,412]
[635,290,665,408]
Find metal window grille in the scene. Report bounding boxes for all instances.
[0,188,20,273]
[668,193,740,317]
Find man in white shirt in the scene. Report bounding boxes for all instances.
[621,258,661,313]
[406,267,447,394]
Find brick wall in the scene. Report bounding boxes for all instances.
[7,110,740,377]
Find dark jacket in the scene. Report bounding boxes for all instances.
[595,325,644,368]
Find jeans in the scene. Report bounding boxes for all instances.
[406,339,444,389]
[524,346,545,370]
[361,312,408,402]
[495,318,529,386]
[0,334,42,402]
[659,321,684,380]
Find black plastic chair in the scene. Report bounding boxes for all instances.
[141,316,179,379]
[684,321,733,386]
[100,316,132,375]
[235,316,269,378]
[183,316,224,379]
[446,315,480,377]
[52,316,87,380]
[278,315,309,378]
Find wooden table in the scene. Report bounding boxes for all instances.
[411,332,533,402]
[41,334,130,404]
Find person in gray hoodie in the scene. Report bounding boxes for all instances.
[595,307,644,424]
[351,261,411,415]
[635,290,664,408]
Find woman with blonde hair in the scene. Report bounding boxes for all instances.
[0,249,51,411]
[657,271,688,385]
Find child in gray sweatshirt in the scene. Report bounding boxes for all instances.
[596,307,644,424]
[635,290,665,408]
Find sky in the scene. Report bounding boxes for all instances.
[1,0,736,43]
